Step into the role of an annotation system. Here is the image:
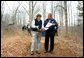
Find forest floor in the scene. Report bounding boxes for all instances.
[1,25,83,57]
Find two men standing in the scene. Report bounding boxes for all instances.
[30,13,58,55]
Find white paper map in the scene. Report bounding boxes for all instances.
[44,28,49,30]
[43,22,53,30]
[42,22,55,31]
[45,22,55,28]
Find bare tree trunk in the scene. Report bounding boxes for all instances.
[64,1,68,37]
[31,1,34,22]
[29,1,37,23]
[12,3,20,25]
[43,1,46,20]
[1,1,4,24]
[29,1,32,23]
[51,1,54,17]
[60,1,63,27]
[53,2,55,19]
[69,1,71,26]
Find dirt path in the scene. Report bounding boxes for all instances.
[1,29,83,57]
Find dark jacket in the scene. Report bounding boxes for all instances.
[31,19,42,31]
[44,18,57,31]
[35,19,42,29]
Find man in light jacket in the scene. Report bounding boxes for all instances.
[30,14,42,55]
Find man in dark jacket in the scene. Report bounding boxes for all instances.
[44,13,57,53]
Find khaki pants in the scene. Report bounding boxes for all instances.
[31,31,41,52]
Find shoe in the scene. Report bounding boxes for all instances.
[44,51,48,53]
[36,51,40,54]
[49,51,53,54]
[31,51,34,55]
[55,32,58,36]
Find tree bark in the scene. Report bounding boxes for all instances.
[64,1,68,37]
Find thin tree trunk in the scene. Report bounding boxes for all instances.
[32,1,33,22]
[43,1,46,20]
[64,1,68,37]
[51,1,54,17]
[29,1,32,24]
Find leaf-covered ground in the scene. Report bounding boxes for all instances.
[1,26,83,57]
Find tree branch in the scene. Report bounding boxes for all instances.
[54,5,65,10]
[33,1,37,11]
[17,1,29,15]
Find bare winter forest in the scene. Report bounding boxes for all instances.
[1,1,83,57]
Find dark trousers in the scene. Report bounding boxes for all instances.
[45,31,55,52]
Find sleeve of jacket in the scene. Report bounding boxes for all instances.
[42,20,44,28]
[44,20,48,27]
[53,19,58,29]
[38,20,42,29]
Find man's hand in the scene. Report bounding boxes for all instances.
[40,28,45,32]
[52,23,55,25]
[35,26,39,29]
